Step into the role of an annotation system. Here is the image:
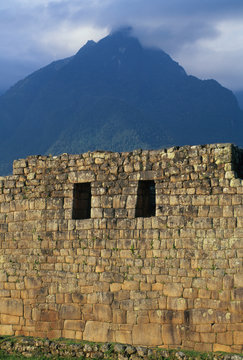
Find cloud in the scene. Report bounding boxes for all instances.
[1,0,243,90]
[176,19,243,90]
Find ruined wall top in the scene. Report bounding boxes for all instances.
[1,143,242,181]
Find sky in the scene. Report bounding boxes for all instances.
[1,0,243,92]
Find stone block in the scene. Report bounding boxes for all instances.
[234,331,243,345]
[223,275,234,290]
[13,159,26,168]
[40,310,58,322]
[185,331,200,342]
[234,205,243,217]
[194,217,212,229]
[149,310,183,325]
[213,324,227,332]
[189,309,215,324]
[0,271,7,282]
[32,308,41,321]
[194,343,212,352]
[152,283,163,291]
[83,321,110,342]
[158,297,167,309]
[60,304,81,320]
[62,330,75,339]
[229,301,243,314]
[162,324,181,345]
[163,283,183,297]
[110,283,122,292]
[0,298,23,316]
[223,206,233,217]
[91,196,101,208]
[93,304,112,322]
[91,208,103,218]
[217,331,233,345]
[207,278,222,291]
[24,305,32,320]
[132,323,162,346]
[183,288,197,299]
[1,314,19,324]
[36,320,63,332]
[122,280,139,290]
[0,324,14,335]
[24,277,42,289]
[134,298,158,311]
[167,297,187,311]
[232,288,243,301]
[237,217,243,228]
[116,330,132,344]
[200,332,215,343]
[167,216,184,229]
[113,309,126,324]
[64,320,85,331]
[234,272,243,287]
[72,292,86,304]
[213,344,232,352]
[47,330,62,339]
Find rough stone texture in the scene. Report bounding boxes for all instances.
[0,337,242,360]
[132,324,162,346]
[0,143,243,352]
[83,321,110,342]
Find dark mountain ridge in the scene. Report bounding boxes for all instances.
[0,29,242,174]
[235,90,243,110]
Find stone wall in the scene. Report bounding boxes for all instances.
[0,143,242,353]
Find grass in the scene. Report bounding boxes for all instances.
[0,352,86,359]
[0,336,242,360]
[0,349,88,360]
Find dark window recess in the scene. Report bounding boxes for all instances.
[72,183,91,220]
[135,180,156,217]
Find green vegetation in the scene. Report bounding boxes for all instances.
[0,337,241,360]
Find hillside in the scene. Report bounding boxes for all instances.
[235,90,243,110]
[0,29,242,174]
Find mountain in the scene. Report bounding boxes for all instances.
[0,29,242,174]
[235,90,243,110]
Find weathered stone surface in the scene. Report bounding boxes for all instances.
[233,331,243,345]
[116,330,132,344]
[93,304,112,322]
[83,321,110,342]
[162,324,182,345]
[1,314,19,324]
[163,284,183,297]
[132,324,162,346]
[234,273,243,287]
[0,298,23,316]
[0,324,14,335]
[167,297,187,311]
[213,344,232,352]
[217,331,233,345]
[0,271,7,282]
[64,320,85,331]
[24,277,42,289]
[0,143,242,352]
[60,305,81,320]
[40,310,58,322]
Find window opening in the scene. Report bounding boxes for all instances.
[135,180,156,217]
[72,183,91,219]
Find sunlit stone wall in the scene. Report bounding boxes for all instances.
[0,143,242,353]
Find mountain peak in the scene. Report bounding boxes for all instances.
[0,30,242,175]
